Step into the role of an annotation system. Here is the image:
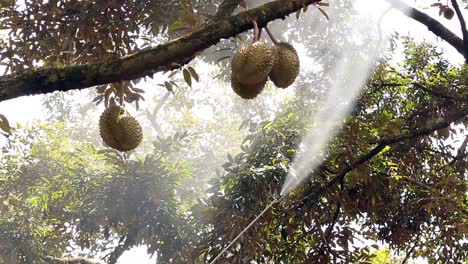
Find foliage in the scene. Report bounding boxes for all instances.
[0,0,466,263]
[190,39,467,263]
[0,122,196,263]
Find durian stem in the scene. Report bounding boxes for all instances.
[252,20,260,42]
[265,26,279,45]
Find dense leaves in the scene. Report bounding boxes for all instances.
[192,39,467,263]
[0,122,196,263]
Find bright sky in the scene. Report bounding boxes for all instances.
[0,0,466,263]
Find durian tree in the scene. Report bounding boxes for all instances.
[196,39,468,262]
[0,0,467,263]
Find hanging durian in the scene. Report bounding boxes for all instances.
[99,105,142,151]
[231,42,275,85]
[269,42,300,88]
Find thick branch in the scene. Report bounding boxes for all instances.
[0,0,321,103]
[386,0,468,62]
[378,106,468,145]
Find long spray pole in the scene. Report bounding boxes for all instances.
[208,195,288,264]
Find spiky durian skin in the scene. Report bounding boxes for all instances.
[99,105,143,151]
[231,42,275,85]
[231,76,267,99]
[269,42,300,88]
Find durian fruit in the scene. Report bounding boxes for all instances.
[443,8,454,20]
[231,42,275,85]
[269,42,300,88]
[231,76,267,99]
[99,105,143,151]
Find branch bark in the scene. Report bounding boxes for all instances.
[0,0,321,103]
[386,0,468,62]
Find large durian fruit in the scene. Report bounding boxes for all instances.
[231,42,275,85]
[99,105,143,151]
[269,42,300,88]
[230,42,275,99]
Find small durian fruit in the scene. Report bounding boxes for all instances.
[269,42,300,88]
[231,42,275,85]
[443,8,454,20]
[99,105,143,151]
[231,76,267,99]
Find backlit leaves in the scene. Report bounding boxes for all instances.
[182,66,200,87]
[0,114,11,135]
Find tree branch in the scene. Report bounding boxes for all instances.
[411,82,462,101]
[214,0,241,21]
[107,224,140,264]
[301,105,468,203]
[43,256,103,264]
[378,106,468,145]
[0,0,321,103]
[451,0,468,45]
[386,0,468,62]
[401,242,418,264]
[324,202,341,241]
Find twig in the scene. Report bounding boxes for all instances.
[451,0,468,45]
[265,26,279,44]
[435,135,468,172]
[324,202,341,241]
[377,81,462,101]
[252,20,260,42]
[411,82,461,101]
[385,0,468,61]
[107,224,140,264]
[402,241,418,264]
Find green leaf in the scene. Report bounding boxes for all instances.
[263,122,274,130]
[0,114,12,134]
[164,81,174,93]
[188,66,199,82]
[287,113,297,119]
[221,162,232,168]
[183,69,192,87]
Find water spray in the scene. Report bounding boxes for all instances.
[210,1,394,262]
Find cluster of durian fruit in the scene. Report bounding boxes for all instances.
[99,104,143,151]
[231,41,299,99]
